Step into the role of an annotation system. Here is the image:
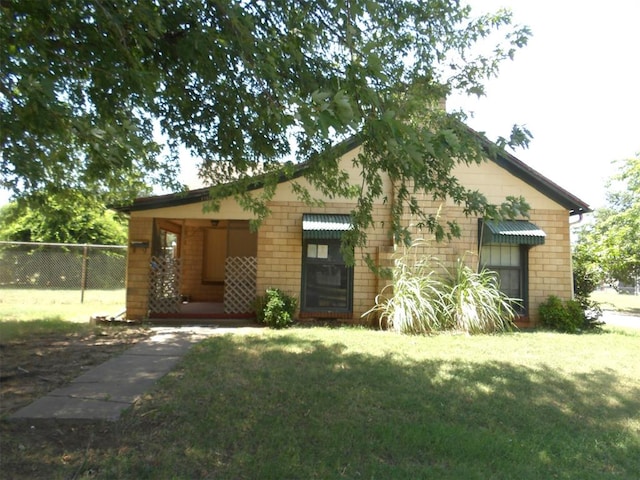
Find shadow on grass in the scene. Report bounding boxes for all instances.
[8,332,640,480]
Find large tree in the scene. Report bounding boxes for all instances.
[1,0,531,253]
[574,155,640,287]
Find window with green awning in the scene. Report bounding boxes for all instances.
[302,214,352,240]
[482,220,546,245]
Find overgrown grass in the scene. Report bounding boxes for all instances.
[94,327,640,479]
[591,289,640,314]
[0,288,125,322]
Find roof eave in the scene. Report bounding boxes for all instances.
[115,127,592,217]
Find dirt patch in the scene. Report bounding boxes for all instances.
[0,325,151,417]
[0,324,150,478]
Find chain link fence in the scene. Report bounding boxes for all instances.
[0,241,127,303]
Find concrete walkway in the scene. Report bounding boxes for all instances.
[601,310,640,329]
[9,325,263,422]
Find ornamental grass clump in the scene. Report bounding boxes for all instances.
[447,257,517,334]
[364,242,449,334]
[364,241,518,335]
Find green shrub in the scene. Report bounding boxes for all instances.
[255,288,297,329]
[571,248,604,330]
[538,295,585,333]
[578,297,604,330]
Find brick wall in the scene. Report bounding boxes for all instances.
[125,191,574,327]
[256,201,393,321]
[125,217,153,320]
[527,209,573,325]
[401,200,573,327]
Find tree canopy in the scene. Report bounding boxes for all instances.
[574,155,640,286]
[1,0,532,251]
[0,191,128,245]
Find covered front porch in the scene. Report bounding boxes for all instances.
[147,218,257,321]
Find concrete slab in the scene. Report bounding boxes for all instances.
[69,354,182,383]
[124,335,199,356]
[602,310,640,329]
[9,335,195,421]
[49,377,159,403]
[10,395,132,421]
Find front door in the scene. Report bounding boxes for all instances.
[301,239,353,314]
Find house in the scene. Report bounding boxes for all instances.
[116,135,590,328]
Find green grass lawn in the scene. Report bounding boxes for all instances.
[0,317,97,343]
[0,288,125,322]
[94,326,640,479]
[591,289,640,314]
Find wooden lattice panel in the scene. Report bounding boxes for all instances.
[224,256,257,313]
[149,256,181,313]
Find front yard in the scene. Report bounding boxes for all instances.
[2,325,638,479]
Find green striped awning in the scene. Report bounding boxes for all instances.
[482,220,546,245]
[302,214,352,239]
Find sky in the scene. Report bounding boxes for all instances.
[2,1,638,211]
[449,0,640,211]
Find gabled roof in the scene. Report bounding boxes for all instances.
[116,131,591,215]
[468,128,591,215]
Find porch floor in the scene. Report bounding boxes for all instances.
[149,302,255,323]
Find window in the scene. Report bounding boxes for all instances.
[480,244,527,309]
[478,219,546,316]
[301,238,353,314]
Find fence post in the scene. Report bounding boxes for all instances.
[80,244,88,303]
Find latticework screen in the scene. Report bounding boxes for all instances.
[149,256,181,313]
[224,256,257,313]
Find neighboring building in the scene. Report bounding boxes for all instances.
[116,136,590,328]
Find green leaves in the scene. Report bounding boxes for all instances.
[574,155,640,285]
[0,190,128,245]
[2,0,532,250]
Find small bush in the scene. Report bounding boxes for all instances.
[255,288,297,329]
[538,295,584,333]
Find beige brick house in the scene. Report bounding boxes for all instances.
[117,136,590,328]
